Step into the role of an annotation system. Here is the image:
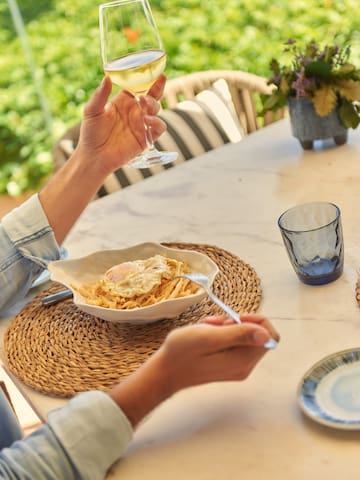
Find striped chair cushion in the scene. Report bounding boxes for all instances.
[156,78,244,158]
[98,161,169,197]
[57,79,244,197]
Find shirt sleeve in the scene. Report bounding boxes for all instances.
[0,391,133,480]
[0,194,65,313]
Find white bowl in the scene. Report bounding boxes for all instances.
[48,242,219,324]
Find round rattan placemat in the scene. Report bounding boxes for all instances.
[4,242,262,397]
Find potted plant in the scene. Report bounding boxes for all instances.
[262,39,360,149]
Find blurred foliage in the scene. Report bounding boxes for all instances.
[0,0,359,195]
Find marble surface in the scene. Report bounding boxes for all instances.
[3,118,360,479]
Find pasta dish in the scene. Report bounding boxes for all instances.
[74,254,200,310]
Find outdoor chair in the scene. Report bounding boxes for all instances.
[52,70,286,196]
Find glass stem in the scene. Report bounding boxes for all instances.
[135,96,158,155]
[144,118,156,152]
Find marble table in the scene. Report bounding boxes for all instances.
[3,118,360,479]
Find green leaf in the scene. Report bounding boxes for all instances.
[279,76,290,96]
[269,59,280,75]
[261,90,286,114]
[304,61,332,79]
[336,64,356,76]
[339,100,360,129]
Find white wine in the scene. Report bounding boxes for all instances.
[104,49,166,95]
[99,0,178,167]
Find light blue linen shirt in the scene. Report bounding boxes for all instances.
[0,391,133,479]
[0,194,133,478]
[0,194,63,314]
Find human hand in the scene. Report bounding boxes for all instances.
[158,314,280,392]
[77,74,167,173]
[109,314,279,427]
[38,75,166,245]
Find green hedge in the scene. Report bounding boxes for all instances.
[1,0,359,194]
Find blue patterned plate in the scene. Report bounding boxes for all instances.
[298,348,360,430]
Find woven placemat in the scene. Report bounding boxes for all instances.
[4,242,262,398]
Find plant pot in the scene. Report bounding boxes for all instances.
[288,98,348,150]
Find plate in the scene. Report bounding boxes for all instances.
[298,348,360,430]
[48,242,218,324]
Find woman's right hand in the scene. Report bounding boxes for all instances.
[158,314,280,391]
[108,315,279,427]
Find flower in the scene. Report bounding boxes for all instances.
[262,40,360,129]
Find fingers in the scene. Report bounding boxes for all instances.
[139,95,165,140]
[147,73,166,100]
[201,315,234,326]
[200,314,280,349]
[187,322,270,350]
[207,346,267,382]
[201,314,279,343]
[212,322,273,348]
[83,76,113,118]
[240,314,280,342]
[139,95,161,115]
[83,73,164,120]
[144,115,167,139]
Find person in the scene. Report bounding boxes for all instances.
[0,76,280,479]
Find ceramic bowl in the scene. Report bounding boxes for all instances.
[48,242,218,324]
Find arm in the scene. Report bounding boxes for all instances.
[0,76,166,314]
[0,316,279,479]
[39,75,166,245]
[108,314,280,427]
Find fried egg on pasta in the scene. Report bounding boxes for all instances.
[74,254,200,310]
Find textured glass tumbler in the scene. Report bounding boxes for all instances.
[278,202,344,285]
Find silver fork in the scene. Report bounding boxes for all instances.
[177,273,277,350]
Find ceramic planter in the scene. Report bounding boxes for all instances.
[288,98,348,149]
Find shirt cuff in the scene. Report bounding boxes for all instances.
[2,193,63,268]
[48,391,133,480]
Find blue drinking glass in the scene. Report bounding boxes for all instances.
[278,201,344,285]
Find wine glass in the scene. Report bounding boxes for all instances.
[99,0,178,169]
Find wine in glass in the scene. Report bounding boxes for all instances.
[99,0,178,168]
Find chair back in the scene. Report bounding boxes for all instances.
[162,70,276,134]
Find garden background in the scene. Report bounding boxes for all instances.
[0,0,359,197]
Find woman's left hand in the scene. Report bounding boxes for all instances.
[77,74,167,173]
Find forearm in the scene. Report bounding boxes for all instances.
[0,355,172,478]
[108,348,173,428]
[38,75,167,245]
[39,147,110,245]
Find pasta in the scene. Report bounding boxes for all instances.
[73,255,200,310]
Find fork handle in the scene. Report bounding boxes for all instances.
[208,292,277,350]
[42,289,73,306]
[208,292,241,324]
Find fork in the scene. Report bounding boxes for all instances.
[177,273,277,350]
